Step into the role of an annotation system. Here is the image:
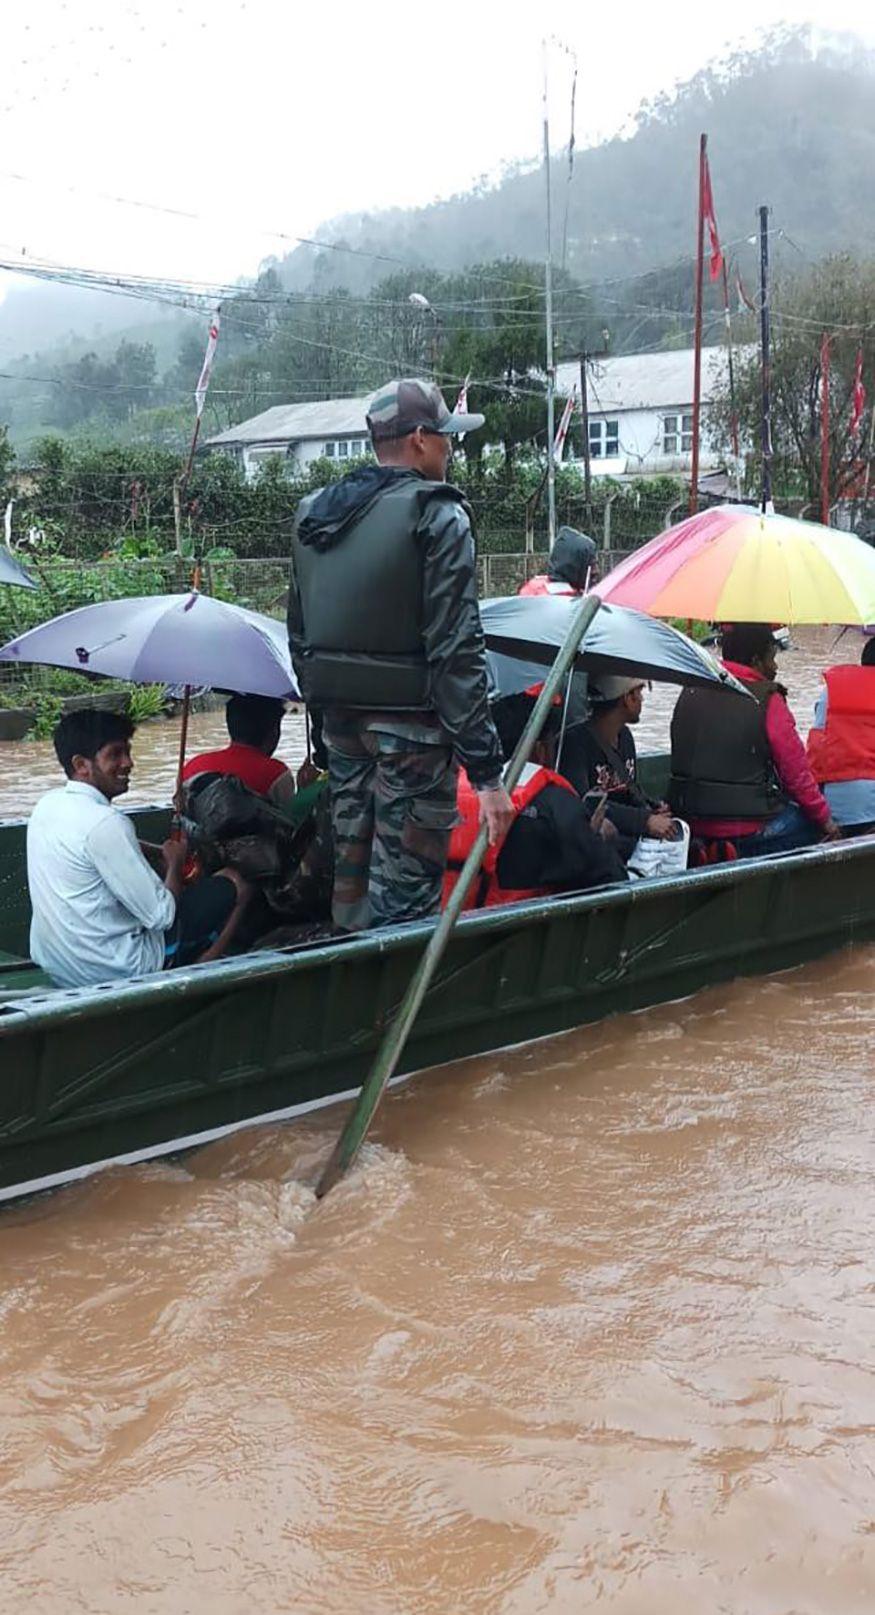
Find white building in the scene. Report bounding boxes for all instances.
[205,396,372,481]
[555,345,745,478]
[204,345,745,485]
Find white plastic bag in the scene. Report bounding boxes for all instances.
[626,818,690,880]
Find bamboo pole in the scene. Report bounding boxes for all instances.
[315,592,602,1199]
[759,205,773,514]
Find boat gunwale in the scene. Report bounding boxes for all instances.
[3,825,875,1034]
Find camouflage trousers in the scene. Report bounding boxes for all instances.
[324,715,458,931]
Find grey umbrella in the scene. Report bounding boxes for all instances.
[479,595,746,697]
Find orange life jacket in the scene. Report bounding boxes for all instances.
[517,576,578,597]
[806,666,875,783]
[442,764,577,910]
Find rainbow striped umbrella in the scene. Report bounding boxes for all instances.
[595,504,875,625]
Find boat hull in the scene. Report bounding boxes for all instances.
[2,802,875,1202]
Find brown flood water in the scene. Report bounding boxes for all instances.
[1,628,874,1612]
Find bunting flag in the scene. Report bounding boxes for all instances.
[736,266,757,314]
[554,387,577,459]
[702,153,723,281]
[194,308,221,421]
[850,346,867,436]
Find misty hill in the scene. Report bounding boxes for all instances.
[274,30,875,294]
[0,277,186,365]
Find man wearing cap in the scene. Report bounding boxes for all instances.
[669,622,841,855]
[288,378,513,931]
[562,674,674,858]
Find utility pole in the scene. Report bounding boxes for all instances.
[758,204,773,514]
[820,332,831,527]
[578,336,609,532]
[579,352,592,529]
[542,43,557,548]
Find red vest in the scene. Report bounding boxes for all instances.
[806,666,875,783]
[518,576,578,597]
[182,742,289,797]
[442,764,577,910]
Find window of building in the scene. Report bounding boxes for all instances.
[323,441,335,457]
[349,439,362,458]
[588,419,619,458]
[662,413,694,455]
[337,440,349,458]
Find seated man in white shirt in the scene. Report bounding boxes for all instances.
[27,709,250,990]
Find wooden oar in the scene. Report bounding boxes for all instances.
[315,592,601,1199]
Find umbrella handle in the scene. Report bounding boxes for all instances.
[172,684,192,821]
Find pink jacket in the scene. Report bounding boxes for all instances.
[689,661,832,838]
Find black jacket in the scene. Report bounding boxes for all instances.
[561,722,654,839]
[497,783,626,891]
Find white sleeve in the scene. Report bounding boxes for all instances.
[86,813,176,931]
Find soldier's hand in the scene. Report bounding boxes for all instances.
[477,784,515,846]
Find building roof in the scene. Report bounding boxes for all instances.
[205,395,373,448]
[556,345,750,414]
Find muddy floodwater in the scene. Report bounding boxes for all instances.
[1,629,874,1612]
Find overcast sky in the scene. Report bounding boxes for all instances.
[1,0,873,300]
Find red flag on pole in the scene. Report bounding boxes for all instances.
[455,372,471,416]
[553,387,577,459]
[850,346,866,436]
[702,154,723,281]
[194,309,221,421]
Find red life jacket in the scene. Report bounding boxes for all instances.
[518,576,578,597]
[806,665,875,783]
[441,764,578,910]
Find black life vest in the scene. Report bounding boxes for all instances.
[290,474,469,711]
[669,677,787,821]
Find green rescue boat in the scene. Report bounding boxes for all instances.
[2,756,874,1205]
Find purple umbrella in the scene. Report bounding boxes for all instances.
[0,592,299,808]
[0,591,298,697]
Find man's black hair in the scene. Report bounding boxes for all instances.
[720,622,778,667]
[862,637,875,667]
[491,691,560,763]
[226,693,286,747]
[53,708,135,778]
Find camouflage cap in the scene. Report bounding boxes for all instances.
[366,377,485,441]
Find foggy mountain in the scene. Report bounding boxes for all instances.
[0,27,873,414]
[0,277,185,364]
[272,31,875,294]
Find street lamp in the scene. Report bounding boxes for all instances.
[408,292,440,377]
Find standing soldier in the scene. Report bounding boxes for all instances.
[288,378,514,931]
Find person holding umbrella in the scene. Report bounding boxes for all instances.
[669,623,842,856]
[27,709,251,990]
[561,674,675,857]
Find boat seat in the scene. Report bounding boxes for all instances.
[0,951,54,1000]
